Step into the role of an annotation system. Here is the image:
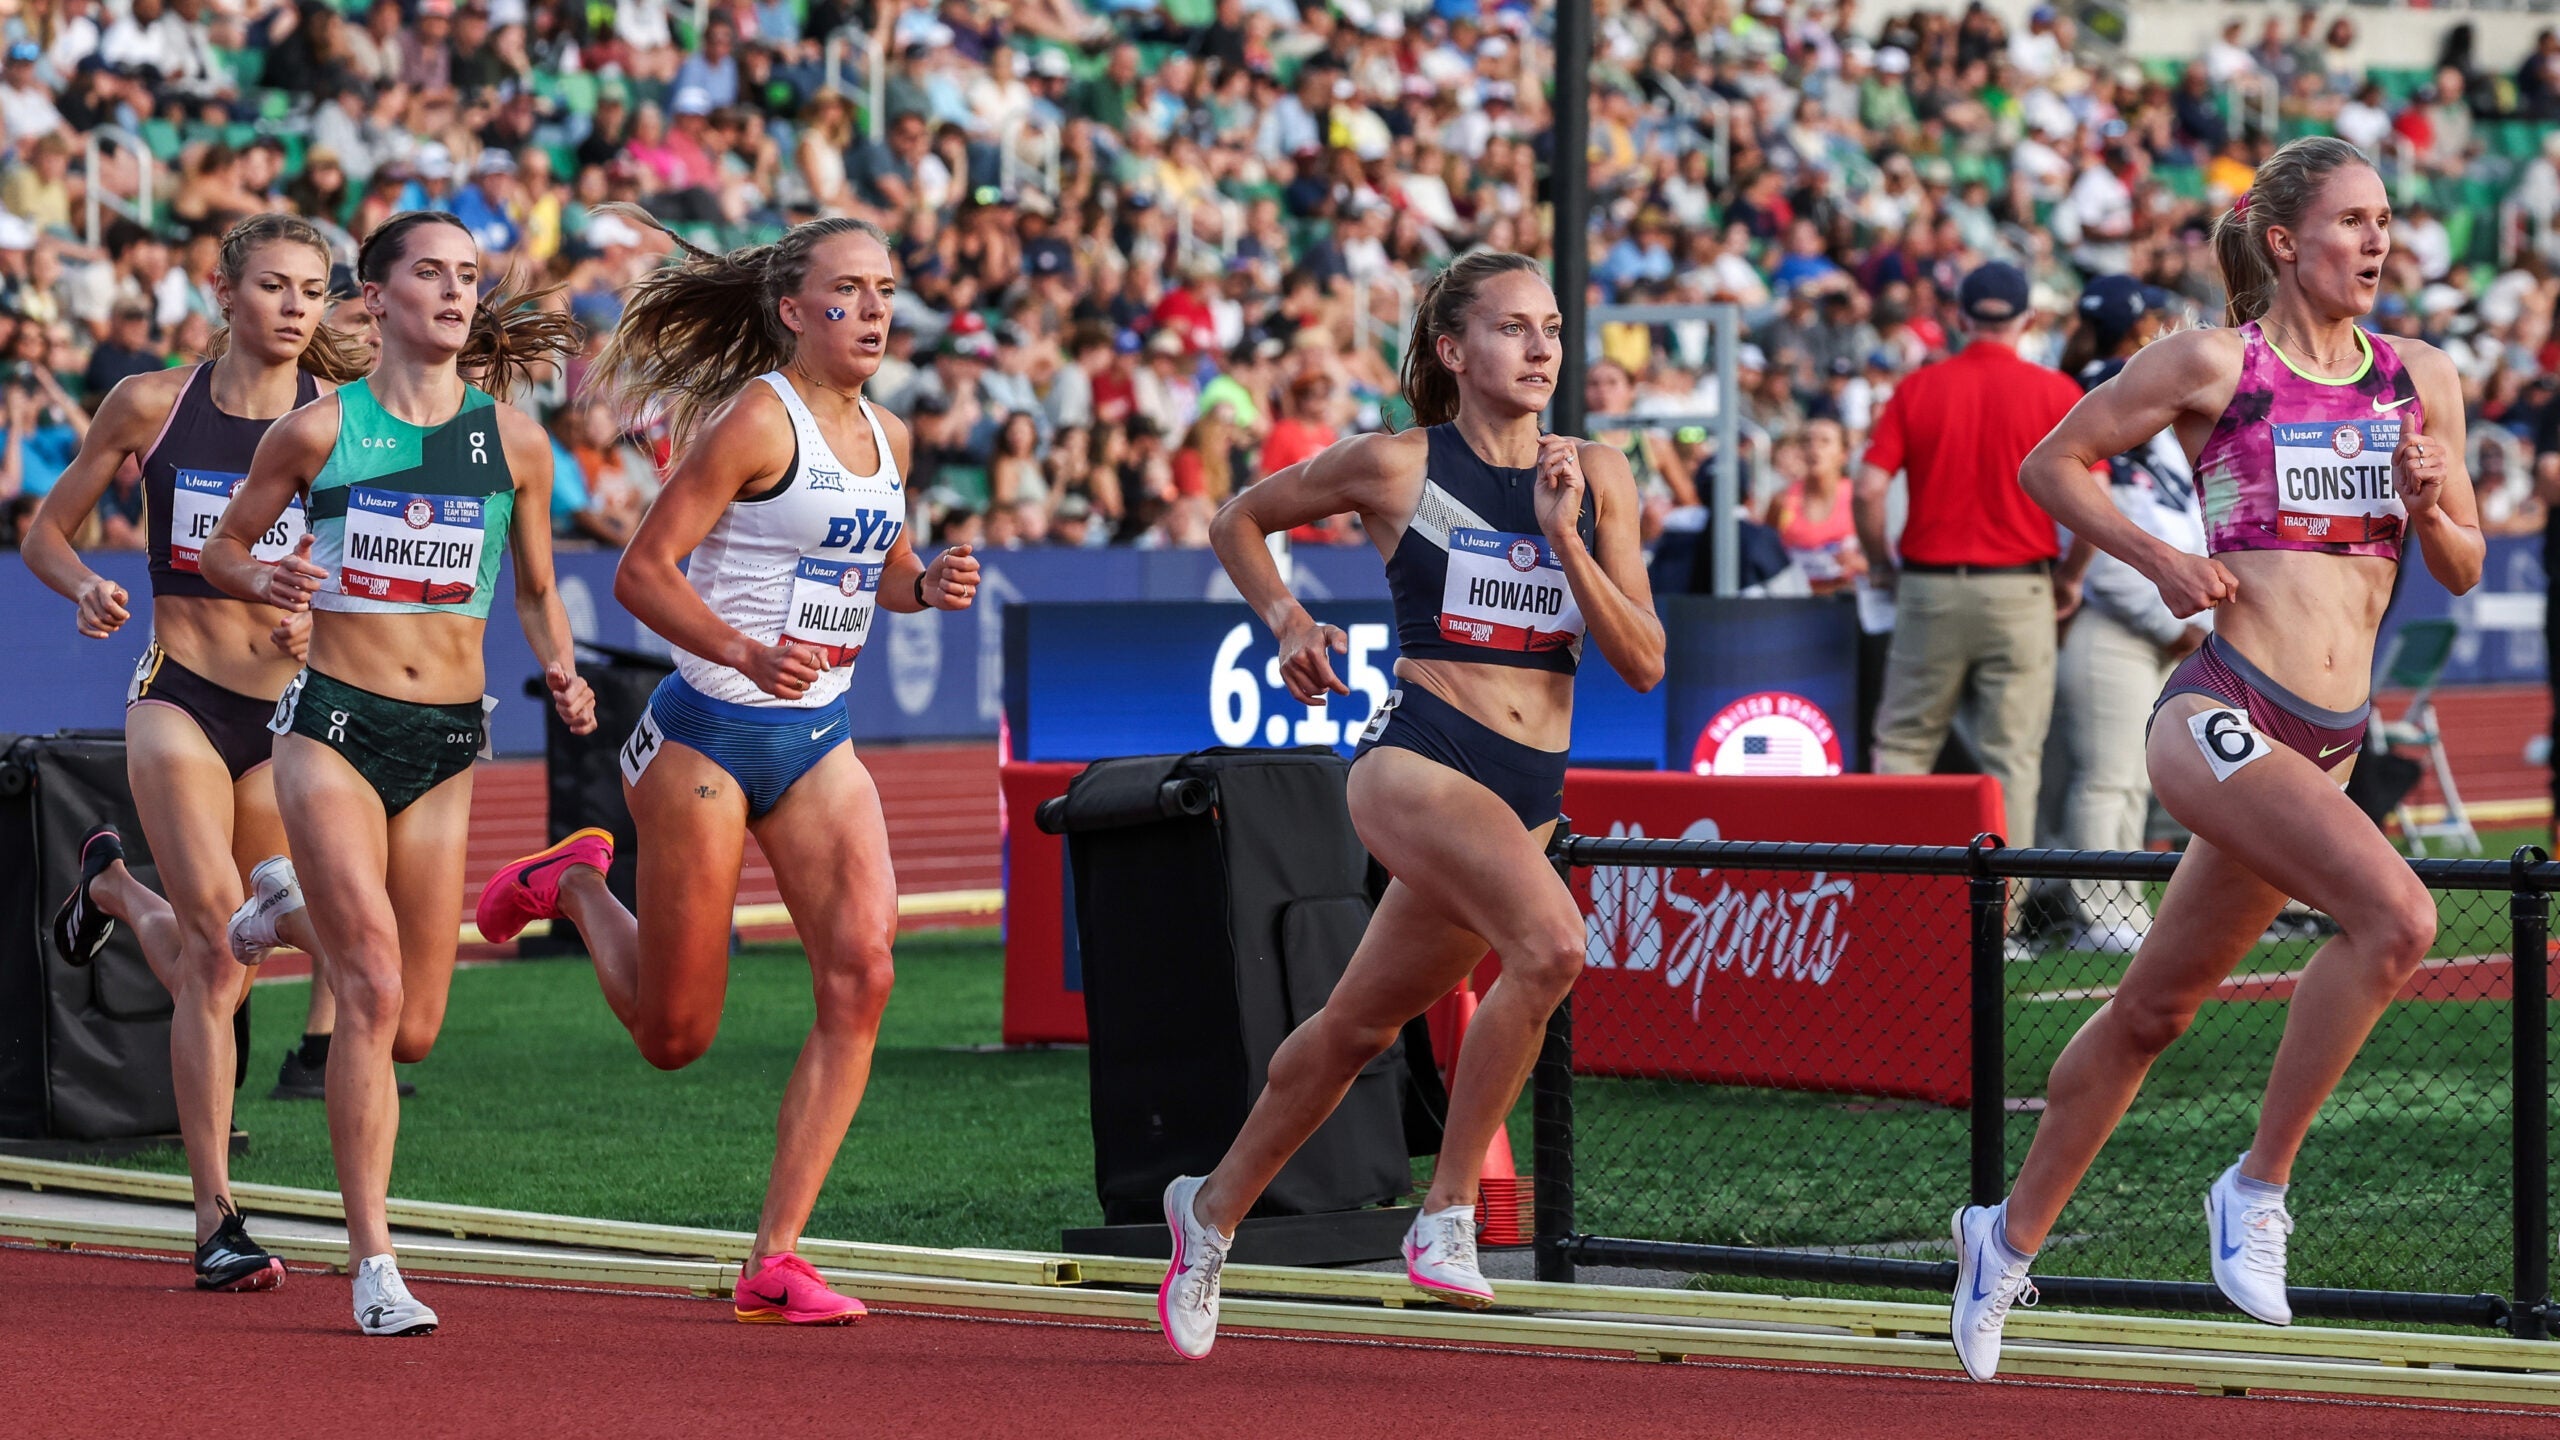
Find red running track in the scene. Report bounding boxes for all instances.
[2,1245,2534,1440]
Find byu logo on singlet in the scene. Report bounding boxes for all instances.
[821,510,902,552]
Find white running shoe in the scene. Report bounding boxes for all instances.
[1949,1205,2037,1382]
[2207,1158,2294,1325]
[1157,1176,1230,1360]
[352,1253,438,1337]
[227,856,305,965]
[1401,1204,1494,1308]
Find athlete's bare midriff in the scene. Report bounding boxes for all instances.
[150,593,304,700]
[2207,547,2395,713]
[308,609,490,706]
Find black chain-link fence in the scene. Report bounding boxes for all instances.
[1532,833,2556,1337]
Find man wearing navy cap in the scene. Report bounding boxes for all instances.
[1855,261,2086,873]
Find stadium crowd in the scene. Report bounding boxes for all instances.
[0,0,2553,568]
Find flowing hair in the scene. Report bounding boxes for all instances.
[584,204,895,445]
[1398,250,1546,428]
[2212,136,2377,328]
[354,211,583,400]
[199,212,374,382]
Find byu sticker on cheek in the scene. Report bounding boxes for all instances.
[2188,706,2272,782]
[825,307,847,321]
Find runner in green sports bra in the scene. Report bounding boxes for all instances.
[200,211,596,1339]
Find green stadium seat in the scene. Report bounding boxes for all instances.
[2369,68,2431,104]
[2442,206,2475,267]
[220,46,265,89]
[1162,0,1216,24]
[139,118,181,163]
[2141,58,2183,86]
[221,122,258,150]
[2156,164,2205,202]
[558,71,598,117]
[256,88,293,121]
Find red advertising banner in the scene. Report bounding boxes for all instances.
[1564,771,2002,1106]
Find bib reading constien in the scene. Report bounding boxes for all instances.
[307,378,514,620]
[2193,321,2421,562]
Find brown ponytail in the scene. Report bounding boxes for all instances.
[2212,136,2375,328]
[200,212,373,382]
[354,210,583,401]
[585,203,895,445]
[1397,250,1545,428]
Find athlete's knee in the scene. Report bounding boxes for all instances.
[2364,883,2437,970]
[329,960,404,1035]
[634,1015,718,1070]
[1503,920,1588,1004]
[811,939,895,1026]
[391,1019,442,1065]
[2106,991,2200,1059]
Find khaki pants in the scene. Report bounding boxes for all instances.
[1872,571,2056,857]
[2034,607,2176,932]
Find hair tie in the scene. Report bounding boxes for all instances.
[2234,193,2253,220]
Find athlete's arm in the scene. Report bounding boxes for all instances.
[500,404,595,734]
[1549,437,1665,692]
[204,397,335,611]
[613,385,825,700]
[1208,430,1419,703]
[872,406,979,613]
[22,370,178,637]
[2392,340,2484,595]
[2019,331,2240,619]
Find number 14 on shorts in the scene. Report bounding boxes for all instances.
[2188,707,2272,782]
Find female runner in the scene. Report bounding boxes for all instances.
[24,213,367,1291]
[202,211,595,1337]
[471,207,981,1326]
[1953,136,2481,1380]
[1157,251,1664,1359]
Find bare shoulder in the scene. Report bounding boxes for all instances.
[264,392,343,457]
[491,399,548,449]
[2142,325,2243,381]
[2373,331,2459,388]
[1332,427,1427,478]
[1575,436,1636,486]
[96,366,191,445]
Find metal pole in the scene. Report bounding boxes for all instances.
[1712,304,1740,597]
[1968,833,2007,1207]
[1551,1,1591,443]
[2512,846,2551,1340]
[1534,821,1578,1284]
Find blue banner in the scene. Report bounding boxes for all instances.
[0,534,2535,756]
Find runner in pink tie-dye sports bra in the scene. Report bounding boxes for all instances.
[2191,319,2423,560]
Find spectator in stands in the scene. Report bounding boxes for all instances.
[1854,262,2083,884]
[81,299,161,405]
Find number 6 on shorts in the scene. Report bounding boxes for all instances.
[2187,706,2271,782]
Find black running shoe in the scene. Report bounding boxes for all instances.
[270,1048,414,1101]
[50,825,123,967]
[194,1199,284,1292]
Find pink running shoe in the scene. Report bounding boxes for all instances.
[732,1253,865,1326]
[474,827,614,944]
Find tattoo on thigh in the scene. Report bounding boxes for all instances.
[695,784,720,799]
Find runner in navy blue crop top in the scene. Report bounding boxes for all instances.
[17,213,370,1295]
[1154,253,1664,1360]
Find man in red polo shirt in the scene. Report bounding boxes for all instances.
[1854,261,2086,863]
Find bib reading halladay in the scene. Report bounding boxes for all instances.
[2271,418,2404,544]
[1440,527,1582,651]
[781,555,887,666]
[307,379,514,620]
[169,468,304,572]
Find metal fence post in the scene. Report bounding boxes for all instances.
[1534,819,1577,1284]
[2512,846,2551,1340]
[1968,833,2007,1208]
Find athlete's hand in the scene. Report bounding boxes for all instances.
[546,662,596,735]
[260,534,327,613]
[1533,434,1587,550]
[72,574,129,638]
[740,639,825,701]
[1277,613,1350,704]
[268,610,309,661]
[2149,549,2239,619]
[924,543,980,609]
[2393,424,2449,524]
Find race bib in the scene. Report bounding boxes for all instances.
[169,469,303,572]
[339,488,486,605]
[2187,706,2272,782]
[1439,528,1583,652]
[2271,418,2405,544]
[1358,688,1402,746]
[780,555,883,667]
[618,706,664,787]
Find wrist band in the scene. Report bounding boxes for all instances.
[914,572,929,609]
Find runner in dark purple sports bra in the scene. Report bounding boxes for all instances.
[1947,138,2486,1382]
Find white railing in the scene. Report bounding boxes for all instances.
[2221,75,2278,138]
[999,116,1061,196]
[84,125,153,248]
[823,25,891,143]
[1350,267,1417,364]
[1172,194,1241,266]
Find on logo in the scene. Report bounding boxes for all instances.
[469,430,489,464]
